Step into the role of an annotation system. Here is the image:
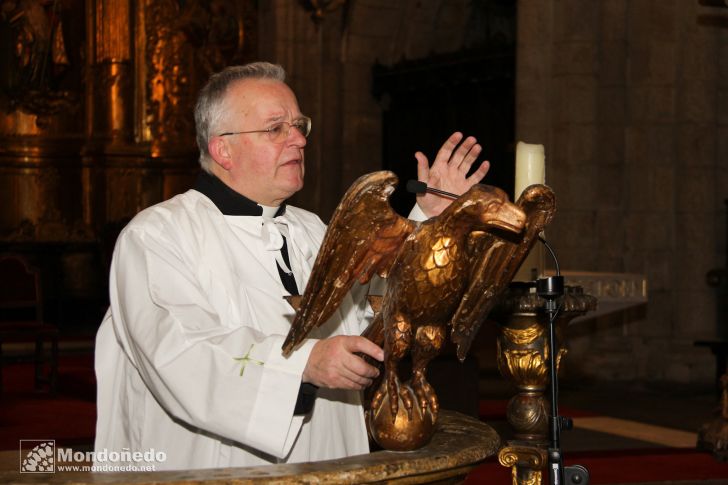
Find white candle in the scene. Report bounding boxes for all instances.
[514,141,546,281]
[514,141,545,199]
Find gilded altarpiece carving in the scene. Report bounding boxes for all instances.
[92,0,256,225]
[0,0,86,242]
[0,0,257,325]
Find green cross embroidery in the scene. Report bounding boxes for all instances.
[233,344,265,376]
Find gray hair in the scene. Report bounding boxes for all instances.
[194,62,287,173]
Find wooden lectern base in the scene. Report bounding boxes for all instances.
[3,411,499,484]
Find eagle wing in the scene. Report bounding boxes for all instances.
[282,171,416,355]
[450,184,557,361]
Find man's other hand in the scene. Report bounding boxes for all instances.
[302,336,384,390]
[415,132,491,218]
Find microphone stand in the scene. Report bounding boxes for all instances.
[537,237,589,485]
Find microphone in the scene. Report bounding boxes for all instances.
[406,180,459,200]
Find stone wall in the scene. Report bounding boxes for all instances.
[259,0,728,387]
[516,0,728,386]
[259,0,491,220]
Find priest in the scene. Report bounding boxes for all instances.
[94,62,491,470]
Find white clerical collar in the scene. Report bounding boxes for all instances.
[260,205,280,218]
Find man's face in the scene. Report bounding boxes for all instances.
[211,78,307,206]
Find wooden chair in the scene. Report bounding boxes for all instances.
[0,254,59,393]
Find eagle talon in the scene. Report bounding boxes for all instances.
[370,386,385,415]
[399,383,415,421]
[386,372,401,423]
[412,373,438,420]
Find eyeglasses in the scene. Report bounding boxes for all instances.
[218,116,312,143]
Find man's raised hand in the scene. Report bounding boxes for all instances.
[414,132,491,218]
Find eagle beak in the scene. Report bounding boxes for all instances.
[487,202,527,234]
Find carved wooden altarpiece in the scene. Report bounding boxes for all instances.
[0,0,256,323]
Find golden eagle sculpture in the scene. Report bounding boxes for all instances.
[282,170,556,451]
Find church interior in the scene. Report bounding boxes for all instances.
[1,0,728,483]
